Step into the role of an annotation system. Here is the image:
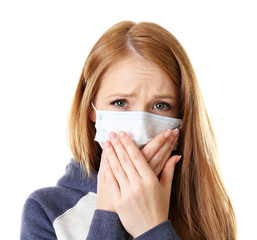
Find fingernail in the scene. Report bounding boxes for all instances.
[164,129,172,138]
[119,131,126,139]
[176,155,181,163]
[173,128,179,137]
[109,131,117,140]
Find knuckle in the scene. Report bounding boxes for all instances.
[155,152,163,162]
[153,164,163,177]
[112,164,120,174]
[131,183,142,196]
[120,152,128,163]
[141,148,154,161]
[146,176,159,190]
[106,175,113,183]
[151,181,159,193]
[131,151,142,161]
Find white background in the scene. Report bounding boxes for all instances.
[0,0,256,239]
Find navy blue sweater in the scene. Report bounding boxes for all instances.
[21,159,180,239]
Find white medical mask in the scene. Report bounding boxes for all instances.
[92,104,182,149]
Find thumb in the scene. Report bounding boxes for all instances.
[159,155,181,191]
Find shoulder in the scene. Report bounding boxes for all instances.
[22,159,98,224]
[21,186,92,239]
[21,159,98,239]
[23,185,87,224]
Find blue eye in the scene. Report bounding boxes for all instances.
[111,99,127,108]
[154,102,171,110]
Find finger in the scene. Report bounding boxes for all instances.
[103,140,129,189]
[104,157,121,201]
[149,129,179,174]
[141,129,179,163]
[152,136,179,176]
[109,132,140,182]
[159,155,181,194]
[119,131,155,179]
[141,129,171,162]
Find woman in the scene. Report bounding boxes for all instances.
[21,21,237,239]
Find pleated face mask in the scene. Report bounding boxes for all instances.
[92,104,182,149]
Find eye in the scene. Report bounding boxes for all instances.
[111,99,127,108]
[153,102,171,111]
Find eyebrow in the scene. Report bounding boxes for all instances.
[152,94,177,100]
[106,93,176,100]
[106,93,137,98]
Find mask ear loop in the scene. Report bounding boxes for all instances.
[91,103,99,123]
[91,103,97,112]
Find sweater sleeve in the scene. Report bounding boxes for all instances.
[87,209,130,240]
[21,197,57,240]
[134,220,180,240]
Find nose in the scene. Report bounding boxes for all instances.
[133,102,149,112]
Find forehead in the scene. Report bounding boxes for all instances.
[98,54,179,96]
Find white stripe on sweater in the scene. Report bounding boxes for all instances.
[53,192,97,240]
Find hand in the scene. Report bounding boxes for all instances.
[97,129,179,212]
[141,128,179,176]
[103,131,181,237]
[96,150,116,212]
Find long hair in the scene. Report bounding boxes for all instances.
[68,21,237,239]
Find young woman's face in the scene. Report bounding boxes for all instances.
[92,54,180,120]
